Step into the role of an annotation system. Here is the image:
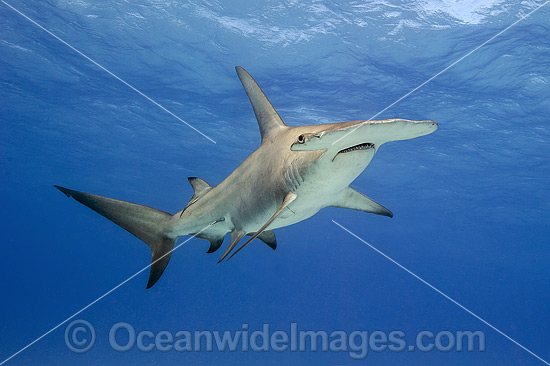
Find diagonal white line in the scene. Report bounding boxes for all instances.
[331,0,549,146]
[1,0,216,144]
[0,221,216,366]
[333,220,550,366]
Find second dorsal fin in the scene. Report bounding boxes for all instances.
[236,66,287,143]
[188,177,211,196]
[181,177,212,215]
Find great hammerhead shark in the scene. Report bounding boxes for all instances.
[55,67,437,288]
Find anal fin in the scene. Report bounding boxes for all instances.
[332,187,393,218]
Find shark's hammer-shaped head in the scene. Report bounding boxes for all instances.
[236,65,437,181]
[290,119,438,161]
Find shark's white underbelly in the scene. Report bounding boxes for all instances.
[266,149,376,231]
[182,148,376,236]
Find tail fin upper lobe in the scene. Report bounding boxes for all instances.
[54,185,176,289]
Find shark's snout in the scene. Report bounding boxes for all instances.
[423,120,438,136]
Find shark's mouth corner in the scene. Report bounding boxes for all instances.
[337,142,375,155]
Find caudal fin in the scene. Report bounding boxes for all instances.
[54,185,176,289]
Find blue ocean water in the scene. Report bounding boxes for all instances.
[1,0,549,364]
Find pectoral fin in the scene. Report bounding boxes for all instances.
[332,187,393,218]
[218,230,245,263]
[226,192,296,261]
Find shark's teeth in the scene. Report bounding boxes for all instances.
[338,143,375,154]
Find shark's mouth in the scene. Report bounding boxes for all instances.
[338,142,375,154]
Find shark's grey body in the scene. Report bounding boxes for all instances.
[55,67,437,288]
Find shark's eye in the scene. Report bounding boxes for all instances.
[297,134,305,144]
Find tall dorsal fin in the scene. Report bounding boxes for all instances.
[188,177,211,196]
[236,66,287,143]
